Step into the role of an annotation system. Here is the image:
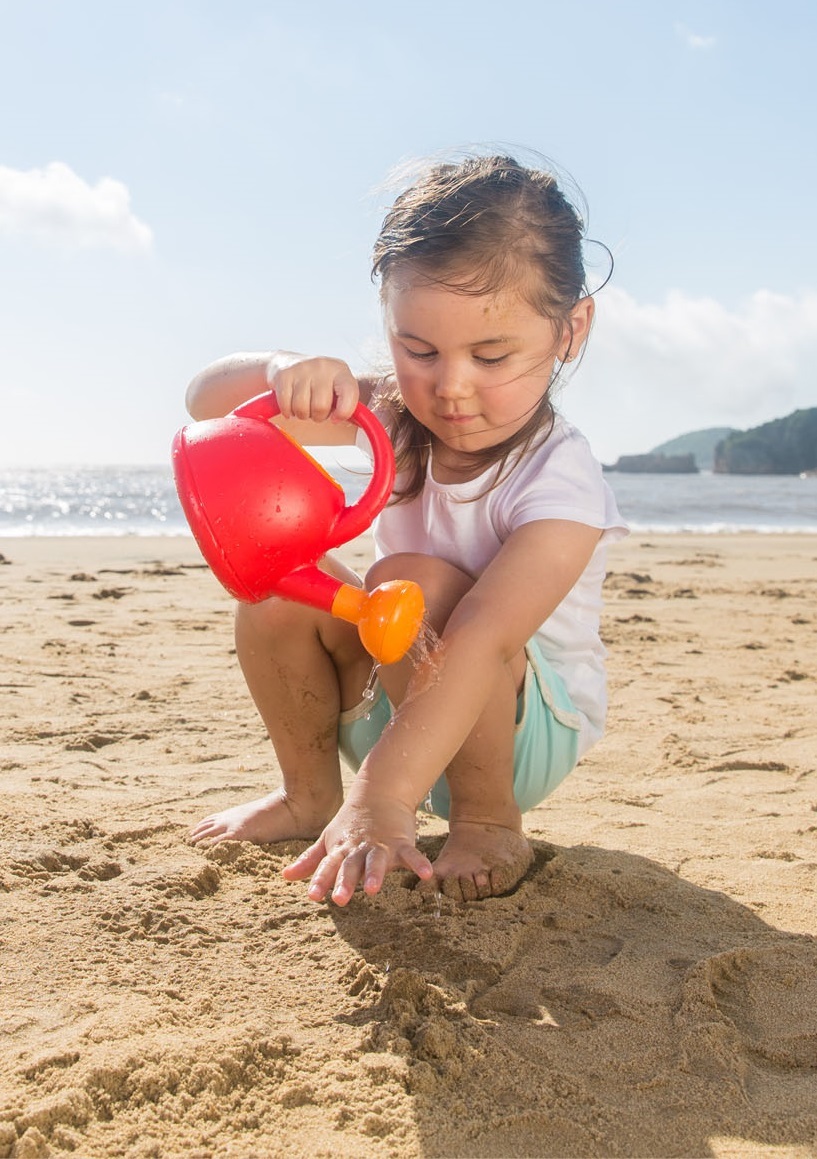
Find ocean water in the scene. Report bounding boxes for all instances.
[0,462,815,537]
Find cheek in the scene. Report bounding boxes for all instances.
[392,358,428,398]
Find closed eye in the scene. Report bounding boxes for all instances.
[475,354,509,366]
[404,346,436,361]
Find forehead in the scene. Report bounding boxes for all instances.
[383,277,544,333]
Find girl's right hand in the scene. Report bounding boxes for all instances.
[282,788,434,905]
[268,356,360,424]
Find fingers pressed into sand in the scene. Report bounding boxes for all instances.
[281,836,326,882]
[309,849,351,903]
[331,842,434,904]
[361,845,389,898]
[399,844,436,884]
[331,848,370,906]
[284,835,433,904]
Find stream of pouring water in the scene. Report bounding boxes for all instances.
[362,618,444,717]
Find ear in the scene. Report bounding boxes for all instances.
[560,296,595,361]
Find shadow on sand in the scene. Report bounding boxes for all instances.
[329,836,817,1158]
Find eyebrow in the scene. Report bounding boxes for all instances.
[395,330,513,346]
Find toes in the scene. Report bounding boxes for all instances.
[459,875,480,903]
[192,830,227,849]
[440,876,465,904]
[439,873,489,903]
[191,827,230,848]
[434,861,530,902]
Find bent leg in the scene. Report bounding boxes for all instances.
[190,558,371,848]
[367,553,533,900]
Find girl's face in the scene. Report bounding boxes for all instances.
[383,275,592,474]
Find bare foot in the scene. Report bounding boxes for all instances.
[189,788,342,849]
[419,820,534,902]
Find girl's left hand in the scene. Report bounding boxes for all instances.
[282,792,434,905]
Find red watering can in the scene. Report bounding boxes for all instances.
[171,391,424,665]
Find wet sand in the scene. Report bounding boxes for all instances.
[1,532,816,1158]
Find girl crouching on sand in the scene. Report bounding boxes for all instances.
[187,153,627,904]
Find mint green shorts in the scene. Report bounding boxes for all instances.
[337,639,581,819]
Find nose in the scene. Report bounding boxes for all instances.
[434,360,472,401]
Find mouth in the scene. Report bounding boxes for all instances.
[437,412,478,425]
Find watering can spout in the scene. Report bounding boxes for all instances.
[172,392,426,665]
[331,580,426,667]
[263,566,425,667]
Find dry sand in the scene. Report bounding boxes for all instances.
[1,532,816,1159]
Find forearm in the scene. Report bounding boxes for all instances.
[185,351,301,419]
[185,350,382,447]
[354,622,507,809]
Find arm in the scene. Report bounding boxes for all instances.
[285,518,603,903]
[185,351,381,446]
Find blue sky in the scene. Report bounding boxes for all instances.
[1,0,815,466]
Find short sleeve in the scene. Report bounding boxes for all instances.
[498,424,628,542]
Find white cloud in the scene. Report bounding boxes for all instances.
[674,22,716,50]
[561,287,817,462]
[0,162,153,252]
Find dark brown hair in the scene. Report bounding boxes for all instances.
[370,153,593,502]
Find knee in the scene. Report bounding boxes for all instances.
[366,552,470,590]
[235,593,314,642]
[366,553,474,633]
[366,552,419,589]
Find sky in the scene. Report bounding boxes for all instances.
[1,0,815,467]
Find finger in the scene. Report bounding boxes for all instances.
[306,377,338,423]
[281,837,326,882]
[331,848,369,906]
[331,368,360,422]
[399,845,435,881]
[362,845,390,896]
[270,372,295,419]
[288,379,318,422]
[306,851,347,902]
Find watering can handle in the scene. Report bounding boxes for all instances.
[231,390,396,545]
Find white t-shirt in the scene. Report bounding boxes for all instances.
[362,412,628,757]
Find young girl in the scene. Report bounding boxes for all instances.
[188,153,627,906]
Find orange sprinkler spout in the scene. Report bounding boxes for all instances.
[331,580,425,665]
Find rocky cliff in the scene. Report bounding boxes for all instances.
[714,408,817,475]
[605,452,698,474]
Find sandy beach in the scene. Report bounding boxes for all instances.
[1,531,816,1159]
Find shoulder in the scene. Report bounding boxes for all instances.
[509,414,603,488]
[494,414,625,534]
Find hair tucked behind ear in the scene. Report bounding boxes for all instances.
[371,153,602,503]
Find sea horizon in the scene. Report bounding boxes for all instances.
[1,461,816,538]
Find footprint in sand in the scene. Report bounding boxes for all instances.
[2,846,123,886]
[702,945,817,1068]
[469,929,624,1022]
